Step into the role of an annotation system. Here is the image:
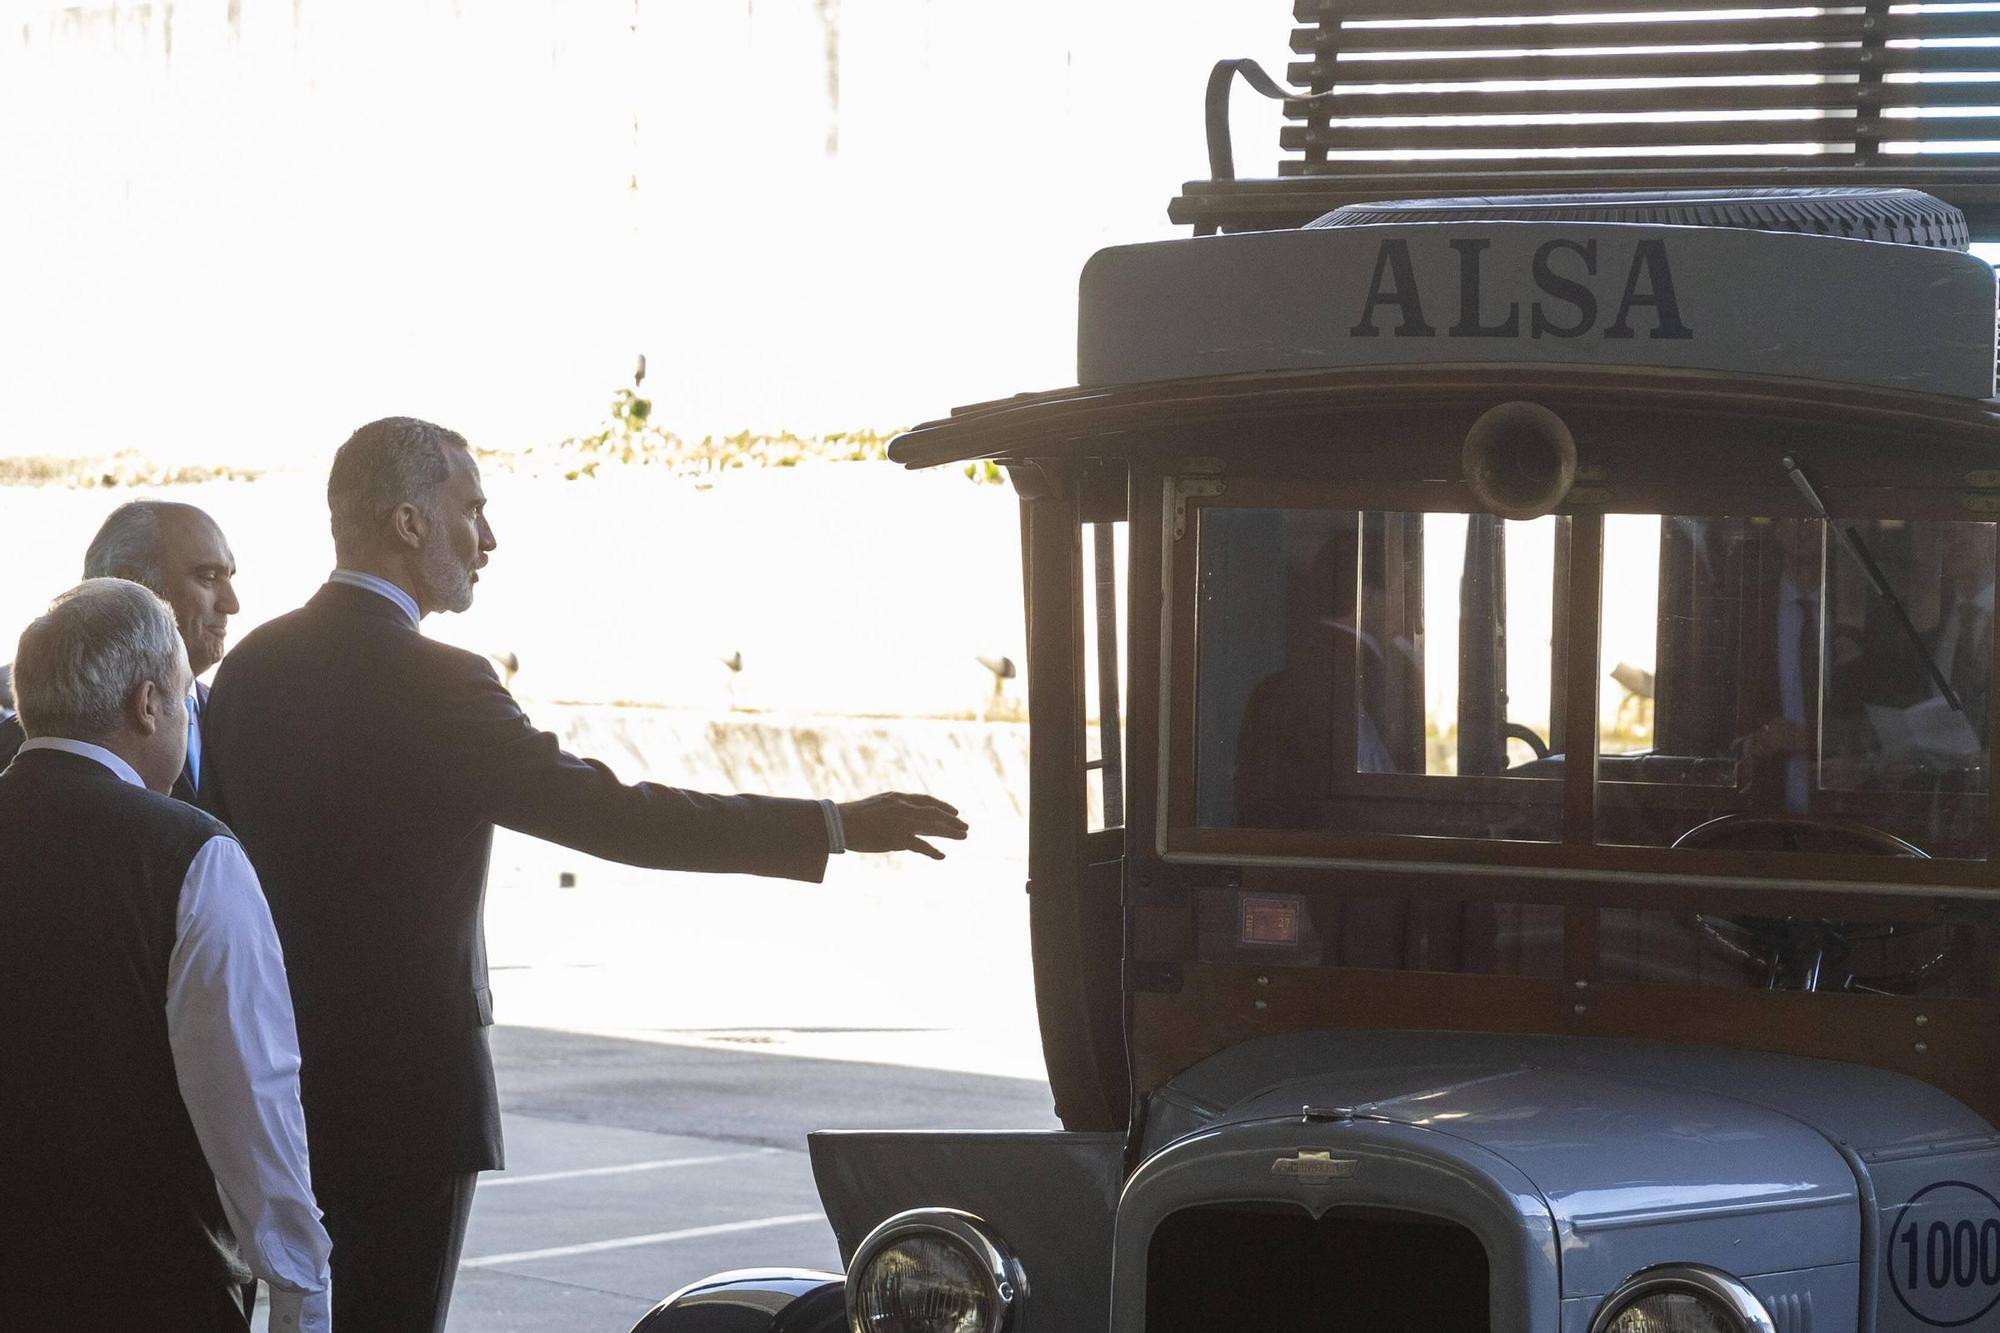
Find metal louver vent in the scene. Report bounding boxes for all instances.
[1761,1282,1815,1333]
[1308,184,1970,248]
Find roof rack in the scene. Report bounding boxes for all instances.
[1172,0,2000,238]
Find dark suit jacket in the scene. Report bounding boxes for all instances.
[204,582,829,1173]
[0,681,206,804]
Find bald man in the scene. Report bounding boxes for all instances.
[0,500,240,801]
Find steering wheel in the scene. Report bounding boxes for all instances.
[1671,813,1927,858]
[1503,722,1550,761]
[1672,815,1954,992]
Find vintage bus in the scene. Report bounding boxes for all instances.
[639,4,2000,1330]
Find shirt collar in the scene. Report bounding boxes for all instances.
[327,569,422,630]
[18,737,145,788]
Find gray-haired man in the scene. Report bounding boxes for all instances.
[0,579,329,1332]
[207,415,968,1332]
[0,500,239,799]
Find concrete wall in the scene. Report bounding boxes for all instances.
[544,705,1029,826]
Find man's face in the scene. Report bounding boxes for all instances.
[415,448,496,616]
[156,510,239,677]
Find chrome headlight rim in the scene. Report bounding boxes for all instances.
[844,1207,1024,1333]
[1589,1264,1777,1333]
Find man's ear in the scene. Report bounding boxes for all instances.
[389,502,427,552]
[125,678,164,738]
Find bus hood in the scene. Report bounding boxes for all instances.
[1138,1031,1998,1297]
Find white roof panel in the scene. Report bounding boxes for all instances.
[1078,222,1999,399]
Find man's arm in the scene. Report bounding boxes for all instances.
[165,836,332,1333]
[454,657,965,877]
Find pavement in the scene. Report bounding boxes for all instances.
[451,1114,814,1331]
[442,1028,1061,1331]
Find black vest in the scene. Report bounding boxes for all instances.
[0,748,248,1297]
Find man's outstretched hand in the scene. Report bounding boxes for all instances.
[837,793,969,860]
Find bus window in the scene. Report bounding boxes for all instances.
[1084,520,1128,832]
[1599,514,1994,859]
[1195,507,1563,841]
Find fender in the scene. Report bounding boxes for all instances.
[628,1269,844,1333]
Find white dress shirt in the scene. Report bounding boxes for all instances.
[325,569,848,852]
[16,739,332,1332]
[328,566,421,630]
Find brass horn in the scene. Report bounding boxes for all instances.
[1462,401,1577,521]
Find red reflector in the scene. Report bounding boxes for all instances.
[1240,895,1302,946]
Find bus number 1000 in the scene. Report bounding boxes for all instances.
[1898,1219,2000,1292]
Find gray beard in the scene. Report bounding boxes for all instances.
[417,539,475,615]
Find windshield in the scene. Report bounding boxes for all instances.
[1193,506,1995,860]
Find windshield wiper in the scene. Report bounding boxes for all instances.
[1782,455,1963,713]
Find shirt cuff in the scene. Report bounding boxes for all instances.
[819,798,845,854]
[268,1284,331,1333]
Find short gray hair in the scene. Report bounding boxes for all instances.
[328,417,468,559]
[82,500,194,593]
[13,579,187,740]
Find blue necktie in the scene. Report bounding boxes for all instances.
[184,694,201,789]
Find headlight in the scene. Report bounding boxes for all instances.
[846,1208,1024,1333]
[1590,1266,1776,1333]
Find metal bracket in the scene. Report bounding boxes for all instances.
[1174,478,1225,540]
[1205,59,1297,183]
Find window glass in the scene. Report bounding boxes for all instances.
[1195,507,1563,841]
[1600,906,1997,996]
[1598,515,1994,860]
[1084,520,1129,832]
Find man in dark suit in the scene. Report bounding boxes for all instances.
[0,500,239,802]
[0,579,329,1332]
[205,416,967,1333]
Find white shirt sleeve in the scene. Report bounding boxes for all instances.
[166,836,333,1333]
[818,798,846,854]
